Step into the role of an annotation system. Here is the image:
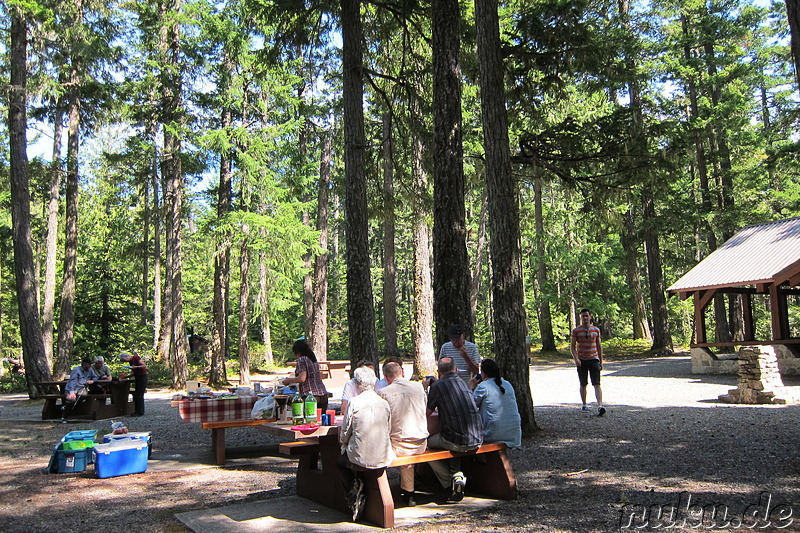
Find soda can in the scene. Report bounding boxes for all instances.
[321,414,330,425]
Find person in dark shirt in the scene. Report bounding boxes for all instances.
[120,351,148,416]
[426,356,483,502]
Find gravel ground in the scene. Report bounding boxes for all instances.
[2,355,800,532]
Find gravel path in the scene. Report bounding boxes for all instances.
[2,355,800,532]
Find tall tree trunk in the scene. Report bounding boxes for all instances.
[382,112,399,358]
[55,62,81,378]
[160,0,188,388]
[258,248,274,366]
[9,6,52,396]
[621,208,651,341]
[642,195,673,355]
[209,97,233,388]
[787,0,800,90]
[475,0,536,434]
[311,132,331,360]
[239,236,251,386]
[469,189,488,327]
[432,0,472,346]
[151,125,163,352]
[534,178,556,351]
[341,0,379,368]
[42,102,64,369]
[410,91,436,379]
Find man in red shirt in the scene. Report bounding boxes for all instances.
[570,309,605,416]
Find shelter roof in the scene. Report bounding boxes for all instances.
[667,217,800,294]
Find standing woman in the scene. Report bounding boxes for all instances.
[120,351,148,417]
[282,339,329,412]
[471,359,521,447]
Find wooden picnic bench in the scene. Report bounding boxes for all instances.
[277,434,516,528]
[39,380,134,420]
[201,418,275,465]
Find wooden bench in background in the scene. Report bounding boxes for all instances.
[41,393,114,420]
[278,439,516,528]
[201,418,275,465]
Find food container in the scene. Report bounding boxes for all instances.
[92,440,148,478]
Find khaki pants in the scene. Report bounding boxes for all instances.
[393,438,426,492]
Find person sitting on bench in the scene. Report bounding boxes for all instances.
[88,356,112,393]
[338,365,395,521]
[62,357,96,422]
[426,356,483,502]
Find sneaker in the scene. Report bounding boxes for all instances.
[60,418,67,424]
[598,406,606,416]
[448,472,466,502]
[347,477,365,521]
[581,405,590,412]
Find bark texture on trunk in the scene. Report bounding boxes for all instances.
[342,0,379,368]
[475,0,537,434]
[432,0,472,346]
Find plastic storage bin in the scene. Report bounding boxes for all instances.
[92,440,148,478]
[61,430,98,442]
[103,432,152,458]
[53,448,90,473]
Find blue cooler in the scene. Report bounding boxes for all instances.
[92,440,148,478]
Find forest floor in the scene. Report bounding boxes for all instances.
[2,354,800,532]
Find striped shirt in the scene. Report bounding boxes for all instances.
[427,373,483,448]
[572,325,601,360]
[438,340,481,382]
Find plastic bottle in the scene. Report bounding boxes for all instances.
[303,392,318,424]
[291,389,304,424]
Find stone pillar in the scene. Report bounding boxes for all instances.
[718,346,794,404]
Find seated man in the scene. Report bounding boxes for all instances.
[62,357,96,422]
[378,361,428,506]
[426,356,483,502]
[338,366,395,521]
[374,356,404,392]
[88,356,111,393]
[340,359,375,415]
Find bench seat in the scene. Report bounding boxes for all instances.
[201,418,275,465]
[279,439,517,528]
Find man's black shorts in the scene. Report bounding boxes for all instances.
[577,358,601,387]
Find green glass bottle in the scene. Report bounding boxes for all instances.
[304,392,318,424]
[291,389,304,424]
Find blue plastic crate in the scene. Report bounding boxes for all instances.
[62,430,98,442]
[53,448,90,473]
[92,440,148,478]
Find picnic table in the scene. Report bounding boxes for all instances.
[174,395,259,423]
[258,421,517,528]
[39,379,134,420]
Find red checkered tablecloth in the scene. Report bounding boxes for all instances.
[176,396,259,423]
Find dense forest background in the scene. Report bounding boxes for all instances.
[2,0,799,412]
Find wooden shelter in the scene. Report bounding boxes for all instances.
[667,218,800,349]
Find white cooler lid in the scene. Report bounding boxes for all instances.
[94,440,148,453]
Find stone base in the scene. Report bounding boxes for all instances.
[718,388,789,404]
[692,345,800,375]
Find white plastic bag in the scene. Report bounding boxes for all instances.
[250,394,275,419]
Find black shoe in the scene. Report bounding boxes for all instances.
[400,490,417,507]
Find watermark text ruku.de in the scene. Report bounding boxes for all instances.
[619,491,794,529]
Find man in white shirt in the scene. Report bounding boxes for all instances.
[438,324,480,382]
[340,360,375,415]
[378,361,428,506]
[338,366,394,521]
